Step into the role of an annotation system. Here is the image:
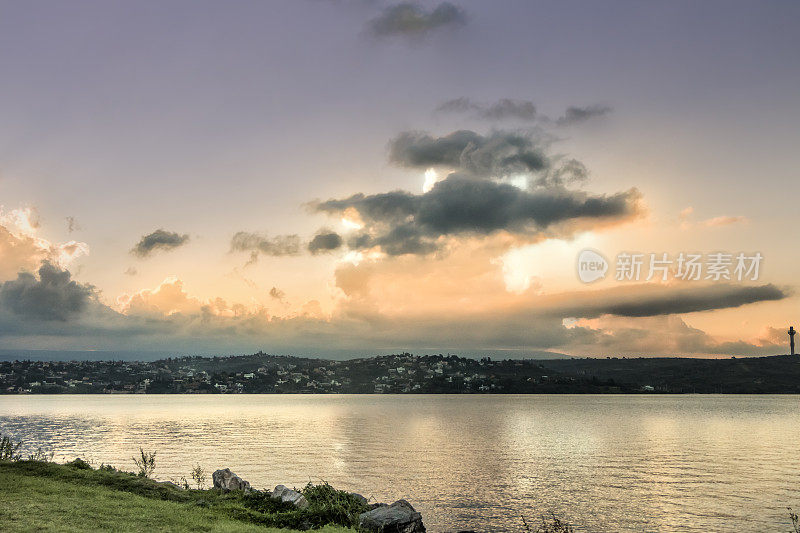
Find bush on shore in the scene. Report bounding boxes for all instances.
[0,433,361,531]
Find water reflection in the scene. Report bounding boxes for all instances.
[0,394,798,532]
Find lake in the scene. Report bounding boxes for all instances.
[0,394,798,532]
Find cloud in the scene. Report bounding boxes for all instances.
[315,175,640,255]
[0,206,40,234]
[308,231,344,254]
[124,267,138,276]
[0,210,89,280]
[702,215,748,227]
[66,216,80,233]
[435,99,613,127]
[369,2,467,37]
[678,208,748,230]
[566,315,787,357]
[556,105,612,126]
[131,229,190,258]
[548,283,788,319]
[119,277,204,318]
[436,98,537,121]
[269,287,286,301]
[389,129,550,178]
[0,256,785,357]
[0,262,98,321]
[230,232,302,261]
[0,225,49,280]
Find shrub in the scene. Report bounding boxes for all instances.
[0,434,22,461]
[233,482,369,530]
[67,458,92,470]
[132,448,156,478]
[27,447,55,462]
[190,464,206,489]
[301,481,370,528]
[522,512,574,533]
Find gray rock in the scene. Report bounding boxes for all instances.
[359,499,425,533]
[212,468,251,492]
[350,492,369,506]
[271,484,310,509]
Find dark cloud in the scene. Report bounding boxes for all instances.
[436,98,537,121]
[550,283,788,319]
[308,231,344,254]
[556,105,612,126]
[269,287,286,300]
[230,232,302,258]
[369,2,467,37]
[131,229,190,258]
[389,130,548,178]
[0,262,97,321]
[123,267,137,276]
[66,216,80,233]
[315,175,640,255]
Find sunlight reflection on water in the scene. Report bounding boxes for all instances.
[1,394,798,532]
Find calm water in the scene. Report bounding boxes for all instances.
[1,394,798,532]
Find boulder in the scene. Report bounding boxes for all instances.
[350,492,369,506]
[272,484,310,509]
[67,458,92,470]
[212,468,251,492]
[359,499,425,533]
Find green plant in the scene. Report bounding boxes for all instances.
[300,481,369,528]
[538,512,574,533]
[191,464,207,489]
[67,458,92,470]
[132,448,156,478]
[27,447,55,462]
[789,507,800,533]
[522,512,574,533]
[0,434,22,461]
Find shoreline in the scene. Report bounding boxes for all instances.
[4,352,800,395]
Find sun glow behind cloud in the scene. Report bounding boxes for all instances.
[340,207,364,230]
[0,206,89,270]
[423,168,439,193]
[500,233,601,294]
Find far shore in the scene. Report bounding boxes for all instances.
[2,352,800,395]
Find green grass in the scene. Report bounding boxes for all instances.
[0,460,358,532]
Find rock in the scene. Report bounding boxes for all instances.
[158,480,185,490]
[359,499,425,533]
[350,492,369,506]
[67,458,92,470]
[271,484,309,509]
[212,468,251,492]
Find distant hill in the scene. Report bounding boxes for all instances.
[3,351,800,394]
[0,348,571,362]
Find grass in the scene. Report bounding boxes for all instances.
[0,460,358,533]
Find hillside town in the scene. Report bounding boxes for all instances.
[0,353,565,394]
[2,352,799,394]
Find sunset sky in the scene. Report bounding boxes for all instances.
[1,1,799,357]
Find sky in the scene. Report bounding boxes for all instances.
[0,0,799,358]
